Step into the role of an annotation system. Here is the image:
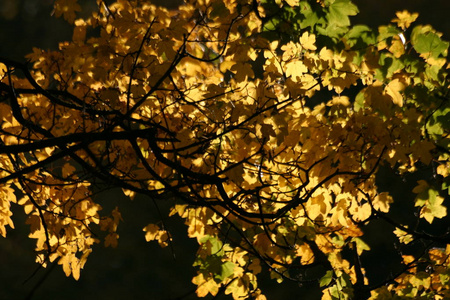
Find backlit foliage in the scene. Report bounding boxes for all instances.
[0,0,449,298]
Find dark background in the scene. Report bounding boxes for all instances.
[0,1,449,299]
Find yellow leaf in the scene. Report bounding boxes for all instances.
[429,247,447,265]
[373,192,393,213]
[437,163,449,177]
[71,258,81,280]
[329,72,359,94]
[329,96,350,106]
[388,35,406,58]
[225,277,249,299]
[394,227,413,244]
[369,286,397,299]
[157,230,170,248]
[330,197,349,226]
[307,194,331,220]
[80,249,92,269]
[193,272,220,297]
[58,255,72,277]
[319,47,334,61]
[299,32,317,51]
[72,19,87,43]
[143,222,171,247]
[402,255,416,265]
[285,0,299,6]
[143,224,160,241]
[420,195,447,223]
[169,204,188,217]
[252,290,267,300]
[220,60,235,73]
[384,78,406,107]
[122,188,137,200]
[0,63,7,77]
[350,202,372,222]
[295,243,315,264]
[186,210,206,240]
[392,10,419,30]
[285,60,308,81]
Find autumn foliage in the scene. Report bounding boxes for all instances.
[0,0,449,299]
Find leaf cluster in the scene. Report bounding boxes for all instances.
[0,0,449,299]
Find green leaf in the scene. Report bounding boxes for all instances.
[327,0,358,28]
[200,235,224,256]
[328,284,341,298]
[376,52,405,80]
[411,25,449,58]
[427,188,439,206]
[353,237,370,255]
[298,1,321,29]
[442,179,450,195]
[218,261,235,281]
[378,25,402,39]
[263,18,280,32]
[345,25,376,48]
[320,270,334,287]
[440,273,450,285]
[428,105,450,136]
[195,255,235,282]
[353,90,365,111]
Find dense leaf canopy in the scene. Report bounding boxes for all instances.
[0,0,449,299]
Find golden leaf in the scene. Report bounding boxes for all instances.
[392,10,419,30]
[299,32,317,51]
[285,0,299,6]
[285,60,308,81]
[384,78,406,107]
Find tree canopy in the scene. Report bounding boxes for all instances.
[0,0,449,299]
